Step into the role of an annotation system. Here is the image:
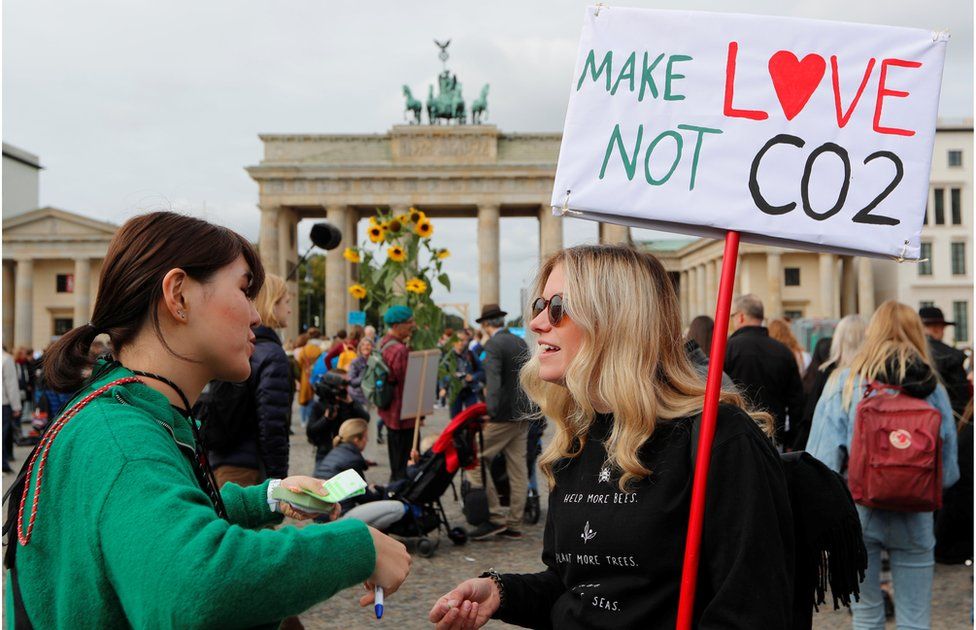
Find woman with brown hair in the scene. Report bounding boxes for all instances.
[427,244,792,629]
[2,212,410,628]
[769,318,809,376]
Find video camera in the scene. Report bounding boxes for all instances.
[313,370,348,406]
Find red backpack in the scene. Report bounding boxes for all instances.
[849,381,943,512]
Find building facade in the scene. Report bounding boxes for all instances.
[248,124,628,340]
[2,208,114,351]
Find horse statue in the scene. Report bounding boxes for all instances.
[426,71,466,124]
[402,85,422,124]
[471,84,490,124]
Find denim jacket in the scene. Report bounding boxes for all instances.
[807,368,960,493]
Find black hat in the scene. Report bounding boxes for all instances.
[919,306,954,326]
[475,303,508,323]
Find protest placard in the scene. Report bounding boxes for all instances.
[552,7,948,260]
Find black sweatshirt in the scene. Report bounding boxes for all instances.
[496,405,794,629]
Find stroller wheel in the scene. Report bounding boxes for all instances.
[448,527,468,546]
[417,537,438,558]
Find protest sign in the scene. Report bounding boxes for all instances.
[552,7,948,260]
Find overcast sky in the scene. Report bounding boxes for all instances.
[4,0,972,327]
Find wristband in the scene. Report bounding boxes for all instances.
[267,479,282,512]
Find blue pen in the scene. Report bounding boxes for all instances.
[374,585,384,619]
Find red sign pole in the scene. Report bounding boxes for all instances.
[675,230,741,630]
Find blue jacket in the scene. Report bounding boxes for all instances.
[807,367,960,495]
[209,326,292,478]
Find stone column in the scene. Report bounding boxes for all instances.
[833,257,843,320]
[841,255,857,316]
[705,259,717,317]
[275,208,299,340]
[538,203,563,262]
[3,262,15,348]
[599,222,630,245]
[344,209,360,316]
[687,266,698,317]
[258,205,281,276]
[324,205,350,335]
[819,253,836,319]
[857,257,875,318]
[680,270,690,325]
[695,264,707,319]
[766,252,782,319]
[14,259,33,348]
[478,204,500,308]
[73,258,92,326]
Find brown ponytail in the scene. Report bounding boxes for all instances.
[43,212,265,393]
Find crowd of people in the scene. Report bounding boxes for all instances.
[2,210,972,629]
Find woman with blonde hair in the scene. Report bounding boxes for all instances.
[769,318,809,375]
[207,273,295,488]
[808,301,959,628]
[793,315,867,450]
[427,244,793,629]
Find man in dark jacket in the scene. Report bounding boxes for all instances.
[469,304,532,540]
[920,306,971,419]
[207,325,292,485]
[725,294,805,447]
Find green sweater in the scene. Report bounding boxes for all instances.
[5,363,376,628]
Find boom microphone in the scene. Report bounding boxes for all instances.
[309,222,343,251]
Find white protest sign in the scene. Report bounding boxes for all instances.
[551,7,948,260]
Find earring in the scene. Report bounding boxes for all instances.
[178,310,185,319]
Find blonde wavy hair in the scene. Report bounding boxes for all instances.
[520,245,772,492]
[254,273,288,329]
[822,314,866,373]
[842,300,934,410]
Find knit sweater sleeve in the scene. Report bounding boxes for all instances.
[98,457,375,628]
[219,479,282,529]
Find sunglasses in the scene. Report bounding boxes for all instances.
[531,294,566,326]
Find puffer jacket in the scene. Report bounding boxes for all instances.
[209,326,292,478]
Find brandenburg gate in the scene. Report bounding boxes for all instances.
[247,124,629,337]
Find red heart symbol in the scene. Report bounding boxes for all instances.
[768,51,826,121]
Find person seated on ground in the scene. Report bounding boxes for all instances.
[315,419,386,513]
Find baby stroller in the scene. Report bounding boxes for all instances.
[384,402,487,557]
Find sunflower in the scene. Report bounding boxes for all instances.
[348,284,367,300]
[367,225,386,243]
[343,247,361,263]
[414,218,434,238]
[387,245,407,262]
[394,213,409,225]
[436,249,450,260]
[408,207,426,223]
[405,278,428,294]
[387,218,403,234]
[369,216,381,227]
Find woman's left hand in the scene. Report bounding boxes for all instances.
[278,475,342,521]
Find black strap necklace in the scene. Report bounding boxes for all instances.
[128,369,228,520]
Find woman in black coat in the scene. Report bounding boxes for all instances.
[208,274,294,486]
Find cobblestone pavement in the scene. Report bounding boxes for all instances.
[2,406,971,629]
